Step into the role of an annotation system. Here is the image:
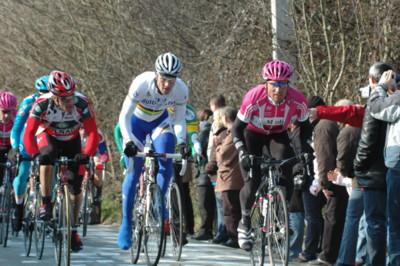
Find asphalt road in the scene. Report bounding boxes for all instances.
[0,224,303,265]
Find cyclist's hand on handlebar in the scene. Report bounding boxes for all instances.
[124,141,138,157]
[239,150,251,171]
[74,153,89,164]
[177,142,190,158]
[7,148,19,162]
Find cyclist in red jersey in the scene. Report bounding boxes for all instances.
[23,70,99,252]
[232,60,309,251]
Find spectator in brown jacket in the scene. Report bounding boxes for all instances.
[215,107,243,248]
[205,108,228,243]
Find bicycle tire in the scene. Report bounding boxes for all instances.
[54,186,71,266]
[266,188,289,266]
[23,193,34,256]
[0,176,12,247]
[130,186,143,264]
[144,184,164,266]
[167,182,183,261]
[250,196,266,266]
[81,179,93,237]
[34,189,45,260]
[62,185,71,266]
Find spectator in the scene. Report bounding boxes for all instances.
[326,99,362,266]
[353,62,391,266]
[367,67,400,265]
[298,96,326,263]
[206,108,228,244]
[308,95,349,266]
[192,108,215,241]
[215,106,243,248]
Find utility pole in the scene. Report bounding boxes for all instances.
[271,0,296,72]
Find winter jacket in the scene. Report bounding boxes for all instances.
[313,119,339,189]
[316,105,365,128]
[369,85,400,169]
[215,130,244,192]
[353,91,387,189]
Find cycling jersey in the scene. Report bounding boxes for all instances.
[0,120,13,149]
[11,93,39,151]
[237,84,308,135]
[23,92,98,156]
[119,71,188,149]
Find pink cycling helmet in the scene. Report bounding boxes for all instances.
[48,70,75,97]
[262,60,293,81]
[0,91,17,110]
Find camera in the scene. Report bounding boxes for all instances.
[359,85,371,99]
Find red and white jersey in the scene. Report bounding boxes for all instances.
[237,84,308,134]
[29,92,94,141]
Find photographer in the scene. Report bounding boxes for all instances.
[368,68,400,266]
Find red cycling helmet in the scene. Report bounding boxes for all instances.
[0,91,17,110]
[48,70,75,97]
[262,60,293,81]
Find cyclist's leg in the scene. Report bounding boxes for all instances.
[268,131,295,197]
[238,129,265,250]
[12,148,31,231]
[37,132,58,220]
[239,129,264,223]
[118,115,148,249]
[152,129,175,220]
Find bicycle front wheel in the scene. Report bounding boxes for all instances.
[144,184,164,266]
[23,193,34,256]
[267,188,289,266]
[34,189,46,260]
[167,182,183,261]
[0,178,12,247]
[250,196,266,266]
[81,180,94,237]
[131,186,143,264]
[54,186,71,266]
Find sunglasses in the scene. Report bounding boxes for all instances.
[0,109,12,114]
[58,96,74,102]
[268,81,289,88]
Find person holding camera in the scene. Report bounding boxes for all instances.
[367,68,400,266]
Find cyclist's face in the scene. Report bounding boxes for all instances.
[266,81,289,103]
[156,75,176,95]
[54,95,75,112]
[0,109,13,123]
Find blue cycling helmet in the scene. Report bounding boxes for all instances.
[35,75,49,92]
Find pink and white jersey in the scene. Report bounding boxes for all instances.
[0,121,13,148]
[237,84,308,135]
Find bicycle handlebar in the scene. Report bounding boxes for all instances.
[248,153,312,177]
[135,151,188,176]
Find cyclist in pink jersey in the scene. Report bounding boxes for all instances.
[232,59,309,251]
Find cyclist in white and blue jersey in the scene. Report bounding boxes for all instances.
[118,52,189,250]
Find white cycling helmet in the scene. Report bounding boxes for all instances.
[155,52,182,77]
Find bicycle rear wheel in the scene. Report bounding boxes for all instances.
[130,186,143,264]
[144,184,164,266]
[167,182,183,261]
[250,196,266,266]
[267,188,289,266]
